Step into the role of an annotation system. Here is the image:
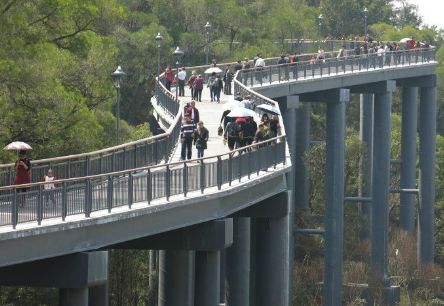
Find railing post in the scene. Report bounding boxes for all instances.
[328,60,331,75]
[12,188,17,229]
[303,63,307,78]
[217,156,222,190]
[38,185,43,225]
[85,156,90,177]
[107,176,113,212]
[183,163,188,197]
[134,144,138,169]
[228,155,233,186]
[128,172,133,208]
[85,179,91,217]
[166,166,170,201]
[200,160,205,194]
[111,152,115,172]
[147,169,152,204]
[238,153,242,182]
[247,148,252,179]
[278,65,281,82]
[61,182,67,221]
[99,153,103,174]
[122,147,127,171]
[269,66,272,84]
[257,146,261,176]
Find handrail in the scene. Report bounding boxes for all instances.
[0,44,436,229]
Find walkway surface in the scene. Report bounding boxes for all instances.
[169,86,236,162]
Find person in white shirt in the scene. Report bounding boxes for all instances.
[377,45,385,67]
[43,169,56,205]
[254,54,265,82]
[177,67,187,96]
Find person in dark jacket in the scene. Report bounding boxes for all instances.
[186,101,200,124]
[223,65,233,95]
[180,114,196,160]
[243,117,257,148]
[194,121,209,158]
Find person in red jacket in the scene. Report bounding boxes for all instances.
[164,66,174,91]
[14,150,31,207]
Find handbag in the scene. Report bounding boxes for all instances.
[217,126,223,136]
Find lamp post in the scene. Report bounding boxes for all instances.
[317,14,323,38]
[173,46,184,103]
[204,21,212,65]
[363,7,369,37]
[155,32,164,87]
[111,65,126,144]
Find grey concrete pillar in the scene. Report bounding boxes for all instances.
[60,288,88,306]
[255,192,291,306]
[158,250,195,306]
[324,89,348,306]
[295,102,311,210]
[225,217,251,306]
[359,93,374,228]
[400,86,418,231]
[418,84,437,263]
[371,81,395,285]
[88,283,108,306]
[220,250,225,304]
[283,96,299,193]
[195,251,220,306]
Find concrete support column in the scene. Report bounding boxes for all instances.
[418,85,437,263]
[295,102,311,210]
[254,192,291,306]
[60,288,88,306]
[400,86,418,231]
[371,81,395,285]
[225,217,251,306]
[360,93,374,227]
[195,251,220,306]
[158,250,195,306]
[324,89,348,306]
[89,283,108,306]
[282,96,299,197]
[149,250,157,288]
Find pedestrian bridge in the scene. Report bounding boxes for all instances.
[0,47,437,306]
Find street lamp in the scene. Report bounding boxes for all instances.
[173,46,184,103]
[111,65,126,144]
[363,7,369,37]
[204,21,212,65]
[155,32,164,86]
[317,14,323,38]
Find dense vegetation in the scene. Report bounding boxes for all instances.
[1,0,444,305]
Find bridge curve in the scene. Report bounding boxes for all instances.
[0,46,438,306]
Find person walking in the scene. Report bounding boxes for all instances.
[177,67,187,96]
[207,72,217,102]
[164,66,174,91]
[223,65,233,95]
[194,121,209,158]
[180,114,196,160]
[213,74,223,102]
[186,100,200,124]
[14,150,31,207]
[193,74,204,102]
[43,169,56,206]
[188,70,197,98]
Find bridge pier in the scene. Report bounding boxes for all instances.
[400,86,418,231]
[324,89,348,306]
[360,93,374,237]
[418,81,437,263]
[225,217,251,306]
[295,102,311,211]
[60,288,89,306]
[371,80,395,295]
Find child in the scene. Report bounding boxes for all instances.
[43,169,56,205]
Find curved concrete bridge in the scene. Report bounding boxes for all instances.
[0,48,437,306]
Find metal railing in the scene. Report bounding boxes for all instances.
[0,81,182,187]
[0,136,286,228]
[237,48,436,87]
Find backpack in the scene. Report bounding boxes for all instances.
[209,77,216,88]
[226,123,237,138]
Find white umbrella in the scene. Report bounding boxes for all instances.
[4,141,32,151]
[399,37,412,43]
[227,107,256,117]
[204,67,223,74]
[256,104,281,115]
[223,100,244,111]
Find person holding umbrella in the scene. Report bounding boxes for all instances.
[15,150,32,206]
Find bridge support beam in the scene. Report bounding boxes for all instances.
[371,81,395,292]
[88,283,108,306]
[295,102,311,210]
[400,86,418,231]
[225,217,251,306]
[360,93,374,237]
[60,288,89,306]
[418,82,437,263]
[324,89,348,306]
[158,250,195,306]
[195,251,220,306]
[253,191,291,306]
